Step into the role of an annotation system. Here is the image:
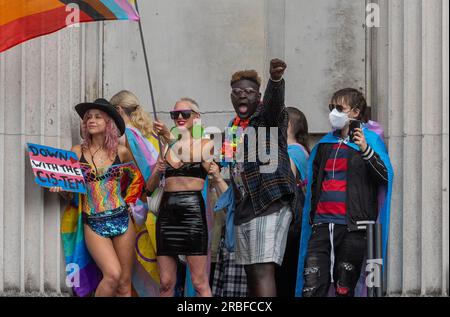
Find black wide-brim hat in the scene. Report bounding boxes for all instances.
[75,98,126,136]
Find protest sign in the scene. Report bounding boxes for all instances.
[27,143,86,194]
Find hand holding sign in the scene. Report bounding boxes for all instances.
[48,186,74,201]
[49,187,64,193]
[27,143,86,194]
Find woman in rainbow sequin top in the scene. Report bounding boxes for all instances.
[53,98,144,297]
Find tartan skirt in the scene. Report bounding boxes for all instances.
[212,239,248,297]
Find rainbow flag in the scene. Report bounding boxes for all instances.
[0,0,140,53]
[61,194,102,297]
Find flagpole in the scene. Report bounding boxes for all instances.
[135,0,162,154]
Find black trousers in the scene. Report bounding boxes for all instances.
[302,223,366,297]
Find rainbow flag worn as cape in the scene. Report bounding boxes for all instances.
[0,0,139,53]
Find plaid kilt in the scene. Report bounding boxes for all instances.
[212,239,248,297]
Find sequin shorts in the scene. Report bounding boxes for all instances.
[83,206,130,238]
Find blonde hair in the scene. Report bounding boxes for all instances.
[110,90,154,138]
[177,97,201,114]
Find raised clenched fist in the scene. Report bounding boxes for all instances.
[270,58,287,81]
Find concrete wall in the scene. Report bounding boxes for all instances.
[0,0,448,296]
[370,0,449,296]
[104,0,267,129]
[0,23,104,294]
[283,0,366,132]
[103,0,366,133]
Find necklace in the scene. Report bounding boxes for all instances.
[220,116,250,165]
[89,145,104,160]
[88,145,106,173]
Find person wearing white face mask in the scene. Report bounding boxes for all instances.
[329,107,351,130]
[329,102,362,140]
[295,88,394,297]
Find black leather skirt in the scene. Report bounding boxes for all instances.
[156,191,208,256]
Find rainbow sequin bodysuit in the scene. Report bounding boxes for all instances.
[78,159,144,238]
[80,161,144,216]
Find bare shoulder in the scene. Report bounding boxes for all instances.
[118,145,133,163]
[71,144,82,158]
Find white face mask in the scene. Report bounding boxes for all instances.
[329,109,349,130]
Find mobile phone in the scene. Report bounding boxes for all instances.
[349,120,362,142]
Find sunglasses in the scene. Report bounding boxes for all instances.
[170,110,195,120]
[329,104,355,113]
